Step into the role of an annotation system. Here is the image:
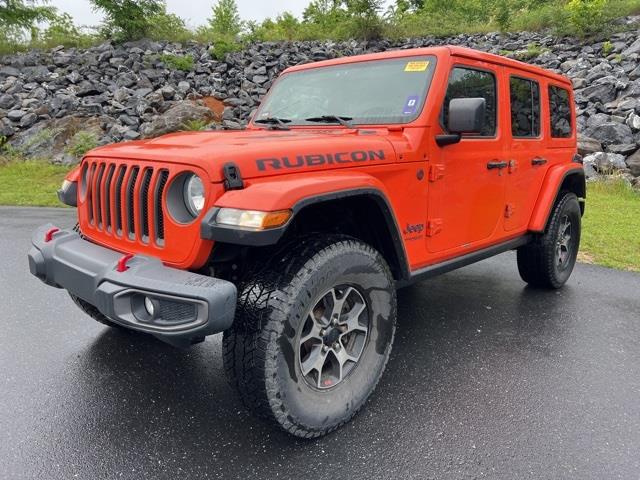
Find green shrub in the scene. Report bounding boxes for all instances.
[565,0,607,35]
[148,11,191,42]
[66,131,98,158]
[181,119,209,131]
[160,53,194,71]
[602,40,614,55]
[208,34,241,60]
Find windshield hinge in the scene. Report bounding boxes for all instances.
[223,162,244,191]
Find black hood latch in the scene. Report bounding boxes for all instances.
[222,162,244,190]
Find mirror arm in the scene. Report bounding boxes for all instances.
[435,133,462,147]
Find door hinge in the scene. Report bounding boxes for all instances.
[428,164,445,182]
[504,203,515,218]
[223,162,244,190]
[426,219,443,237]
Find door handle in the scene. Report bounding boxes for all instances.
[531,157,548,166]
[487,160,508,170]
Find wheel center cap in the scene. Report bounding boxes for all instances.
[323,327,340,346]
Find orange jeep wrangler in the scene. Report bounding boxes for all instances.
[28,46,585,438]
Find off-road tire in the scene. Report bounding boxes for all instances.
[517,191,581,289]
[223,235,397,438]
[69,293,126,330]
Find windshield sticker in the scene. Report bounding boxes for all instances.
[404,61,429,72]
[403,95,420,115]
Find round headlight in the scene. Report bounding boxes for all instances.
[183,174,205,217]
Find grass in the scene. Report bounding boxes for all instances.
[580,179,640,272]
[0,160,72,207]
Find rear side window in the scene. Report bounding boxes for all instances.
[442,67,497,137]
[549,86,572,138]
[510,77,540,138]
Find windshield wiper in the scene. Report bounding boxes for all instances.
[305,115,354,128]
[254,116,292,130]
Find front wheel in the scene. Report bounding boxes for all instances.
[517,191,581,289]
[223,235,397,438]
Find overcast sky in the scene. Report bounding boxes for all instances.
[48,1,320,28]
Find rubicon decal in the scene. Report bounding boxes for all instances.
[256,150,386,171]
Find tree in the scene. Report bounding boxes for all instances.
[89,0,165,41]
[0,0,56,46]
[343,0,384,39]
[208,0,242,38]
[0,0,55,29]
[303,0,343,23]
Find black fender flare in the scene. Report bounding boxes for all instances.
[201,188,410,280]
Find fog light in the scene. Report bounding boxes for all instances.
[144,297,156,317]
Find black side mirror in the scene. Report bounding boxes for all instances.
[448,98,486,134]
[436,97,486,147]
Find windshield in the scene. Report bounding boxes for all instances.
[254,56,437,126]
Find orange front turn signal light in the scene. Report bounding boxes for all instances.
[216,208,292,230]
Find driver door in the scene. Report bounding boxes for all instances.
[427,61,507,254]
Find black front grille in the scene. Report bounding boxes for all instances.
[126,167,139,239]
[155,170,169,244]
[82,161,168,246]
[140,169,152,240]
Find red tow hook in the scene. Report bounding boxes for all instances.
[116,253,135,273]
[44,227,60,242]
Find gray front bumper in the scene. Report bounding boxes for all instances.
[28,224,237,347]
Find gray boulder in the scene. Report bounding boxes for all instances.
[139,100,216,138]
[626,150,640,177]
[623,37,640,56]
[0,94,16,109]
[627,113,640,131]
[0,120,15,137]
[584,152,628,173]
[577,135,602,155]
[0,66,20,77]
[585,122,635,145]
[7,110,26,121]
[606,144,638,155]
[19,113,37,128]
[580,82,617,104]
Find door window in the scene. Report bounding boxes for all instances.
[510,77,540,138]
[442,67,497,137]
[549,86,572,138]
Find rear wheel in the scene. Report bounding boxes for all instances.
[517,191,581,289]
[223,235,396,438]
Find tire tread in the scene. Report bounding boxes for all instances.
[223,235,396,438]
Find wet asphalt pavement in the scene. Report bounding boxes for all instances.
[1,206,640,480]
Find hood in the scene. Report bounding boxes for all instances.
[87,129,398,182]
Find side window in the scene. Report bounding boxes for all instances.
[549,86,572,138]
[510,77,540,138]
[442,67,497,137]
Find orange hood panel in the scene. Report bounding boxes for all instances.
[87,129,398,182]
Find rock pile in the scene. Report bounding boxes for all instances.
[1,18,640,185]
